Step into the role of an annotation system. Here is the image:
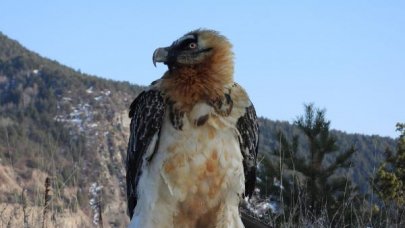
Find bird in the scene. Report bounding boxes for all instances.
[126,29,259,228]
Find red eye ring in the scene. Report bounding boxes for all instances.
[189,42,197,49]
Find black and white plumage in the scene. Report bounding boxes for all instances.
[126,90,165,218]
[237,105,259,198]
[126,29,258,228]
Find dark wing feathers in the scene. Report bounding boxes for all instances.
[236,104,259,197]
[126,90,165,218]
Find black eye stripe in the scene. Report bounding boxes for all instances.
[178,38,197,49]
[171,33,198,50]
[182,38,195,44]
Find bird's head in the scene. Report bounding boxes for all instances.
[153,29,234,82]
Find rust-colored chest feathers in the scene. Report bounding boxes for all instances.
[161,66,223,111]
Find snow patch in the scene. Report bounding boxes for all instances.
[62,97,72,102]
[102,90,111,96]
[89,182,103,226]
[86,86,94,94]
[89,123,98,128]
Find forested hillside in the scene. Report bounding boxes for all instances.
[0,32,397,227]
[258,118,395,193]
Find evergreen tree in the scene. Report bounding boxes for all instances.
[270,104,357,222]
[374,123,405,206]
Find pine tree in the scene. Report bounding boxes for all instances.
[374,123,405,206]
[270,104,357,221]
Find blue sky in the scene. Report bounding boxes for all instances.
[1,1,404,138]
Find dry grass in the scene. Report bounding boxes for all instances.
[246,193,405,228]
[0,202,90,228]
[0,174,91,228]
[0,203,91,228]
[250,173,405,227]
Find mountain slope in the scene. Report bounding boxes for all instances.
[0,32,396,227]
[0,32,142,227]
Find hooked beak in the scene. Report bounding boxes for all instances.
[152,47,169,67]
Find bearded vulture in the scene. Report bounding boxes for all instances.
[126,29,259,228]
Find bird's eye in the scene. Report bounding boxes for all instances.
[189,42,197,49]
